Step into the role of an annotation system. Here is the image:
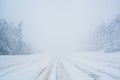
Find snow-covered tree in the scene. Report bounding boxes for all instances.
[0,19,30,55]
[91,15,120,52]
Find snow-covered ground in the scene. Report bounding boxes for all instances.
[0,51,120,80]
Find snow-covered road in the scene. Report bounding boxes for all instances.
[0,51,120,80]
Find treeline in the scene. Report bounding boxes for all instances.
[89,15,120,52]
[0,19,31,55]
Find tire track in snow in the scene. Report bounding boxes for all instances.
[32,57,58,80]
[73,56,120,75]
[56,58,75,80]
[68,56,120,80]
[64,57,102,80]
[73,57,120,79]
[36,57,74,80]
[0,55,48,78]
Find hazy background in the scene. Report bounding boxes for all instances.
[0,0,120,54]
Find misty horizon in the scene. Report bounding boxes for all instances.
[1,0,120,54]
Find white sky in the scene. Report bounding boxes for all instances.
[0,0,120,54]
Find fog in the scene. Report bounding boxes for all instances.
[0,0,120,55]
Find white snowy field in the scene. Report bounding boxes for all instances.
[0,51,120,80]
